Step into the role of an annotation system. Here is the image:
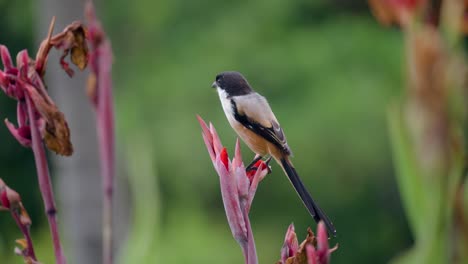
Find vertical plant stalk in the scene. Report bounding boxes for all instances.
[86,2,116,263]
[25,95,66,264]
[96,43,115,264]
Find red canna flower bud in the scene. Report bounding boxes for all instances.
[220,148,229,171]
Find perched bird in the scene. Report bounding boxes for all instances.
[212,71,336,236]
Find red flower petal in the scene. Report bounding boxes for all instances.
[0,190,10,209]
[220,148,229,170]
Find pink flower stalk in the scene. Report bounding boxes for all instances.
[197,115,270,264]
[85,2,116,264]
[279,222,337,264]
[0,178,38,263]
[0,44,68,264]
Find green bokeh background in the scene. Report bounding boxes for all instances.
[0,1,413,263]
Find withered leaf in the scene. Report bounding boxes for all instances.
[25,85,73,156]
[15,239,40,264]
[18,203,32,226]
[70,26,88,70]
[48,21,88,77]
[44,111,73,156]
[15,239,28,251]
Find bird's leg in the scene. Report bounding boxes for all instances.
[264,156,272,174]
[245,155,263,172]
[246,155,273,174]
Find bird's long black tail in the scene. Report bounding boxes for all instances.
[280,157,337,237]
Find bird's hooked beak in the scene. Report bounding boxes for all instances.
[211,81,218,89]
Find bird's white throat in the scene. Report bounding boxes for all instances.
[217,88,237,126]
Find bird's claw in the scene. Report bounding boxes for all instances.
[245,155,263,172]
[264,156,272,174]
[245,156,272,175]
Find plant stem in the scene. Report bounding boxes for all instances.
[96,40,115,264]
[11,211,37,260]
[244,210,258,264]
[26,95,66,264]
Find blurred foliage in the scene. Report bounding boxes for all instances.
[0,0,416,263]
[379,1,468,263]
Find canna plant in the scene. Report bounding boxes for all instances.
[278,222,337,264]
[198,115,270,264]
[198,115,338,264]
[368,0,468,263]
[0,1,115,263]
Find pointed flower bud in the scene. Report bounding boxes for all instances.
[278,222,338,264]
[281,224,299,262]
[198,115,271,264]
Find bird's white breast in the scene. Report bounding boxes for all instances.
[216,88,270,155]
[217,88,238,126]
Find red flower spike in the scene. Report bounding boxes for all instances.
[278,222,338,264]
[198,115,273,264]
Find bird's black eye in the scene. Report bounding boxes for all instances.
[216,74,222,82]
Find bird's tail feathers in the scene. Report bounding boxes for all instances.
[279,157,337,237]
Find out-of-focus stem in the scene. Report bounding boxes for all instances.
[244,212,258,264]
[26,95,66,264]
[96,39,115,264]
[11,210,37,260]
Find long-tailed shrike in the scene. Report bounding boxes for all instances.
[212,71,336,236]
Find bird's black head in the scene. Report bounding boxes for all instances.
[212,71,253,96]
